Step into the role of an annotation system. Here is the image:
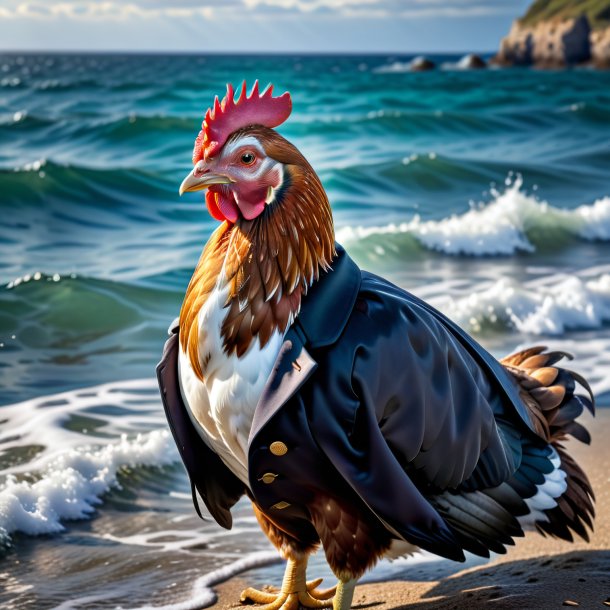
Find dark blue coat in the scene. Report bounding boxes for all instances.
[157,245,537,561]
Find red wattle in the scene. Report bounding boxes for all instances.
[206,189,241,224]
[205,191,227,222]
[238,198,266,220]
[205,185,268,223]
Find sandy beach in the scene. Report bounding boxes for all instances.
[213,409,609,609]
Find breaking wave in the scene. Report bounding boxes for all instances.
[338,177,610,257]
[0,379,178,547]
[432,272,610,336]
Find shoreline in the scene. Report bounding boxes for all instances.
[212,409,609,608]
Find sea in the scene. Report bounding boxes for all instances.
[1,53,610,609]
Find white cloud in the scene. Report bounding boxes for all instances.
[0,0,515,21]
[402,5,514,19]
[243,0,378,11]
[0,1,216,20]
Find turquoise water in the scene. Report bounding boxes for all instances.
[1,53,610,608]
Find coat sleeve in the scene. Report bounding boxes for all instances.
[309,274,526,560]
[156,320,245,529]
[307,320,465,561]
[353,273,525,491]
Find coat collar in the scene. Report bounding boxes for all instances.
[295,243,362,349]
[248,243,361,447]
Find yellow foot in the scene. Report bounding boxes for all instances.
[240,579,335,609]
[240,559,335,609]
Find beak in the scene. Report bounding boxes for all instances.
[179,169,234,196]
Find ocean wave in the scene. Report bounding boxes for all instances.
[0,106,508,144]
[0,111,55,130]
[0,105,525,153]
[1,271,179,353]
[0,379,177,547]
[372,56,489,74]
[94,113,198,138]
[338,177,610,256]
[373,60,417,74]
[432,273,610,336]
[556,102,610,124]
[0,158,179,207]
[0,108,198,135]
[0,430,175,546]
[3,106,607,180]
[290,108,521,141]
[127,552,282,610]
[0,76,23,88]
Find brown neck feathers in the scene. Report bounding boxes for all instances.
[179,130,335,380]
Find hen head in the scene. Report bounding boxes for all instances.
[179,80,317,225]
[177,81,335,364]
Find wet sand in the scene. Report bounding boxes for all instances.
[213,409,609,609]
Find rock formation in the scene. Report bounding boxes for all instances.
[493,2,610,68]
[495,15,591,67]
[457,54,487,69]
[409,56,435,72]
[592,27,610,67]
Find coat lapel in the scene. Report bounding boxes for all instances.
[248,328,317,444]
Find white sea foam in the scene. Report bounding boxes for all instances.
[0,379,178,546]
[125,551,282,610]
[374,61,413,74]
[15,157,47,172]
[434,273,610,336]
[337,177,610,256]
[118,549,447,610]
[0,430,175,543]
[0,378,162,472]
[5,270,67,289]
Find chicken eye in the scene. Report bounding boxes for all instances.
[240,152,256,165]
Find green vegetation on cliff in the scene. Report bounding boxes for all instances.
[520,0,610,29]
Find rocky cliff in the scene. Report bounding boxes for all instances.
[494,1,610,67]
[591,27,610,66]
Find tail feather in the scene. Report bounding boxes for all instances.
[500,345,546,367]
[431,488,522,557]
[501,346,595,543]
[429,346,594,558]
[564,370,595,411]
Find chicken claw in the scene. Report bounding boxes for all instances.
[240,558,335,609]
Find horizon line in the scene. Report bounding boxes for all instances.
[0,48,496,56]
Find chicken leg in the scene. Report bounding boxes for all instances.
[333,579,357,610]
[240,556,336,610]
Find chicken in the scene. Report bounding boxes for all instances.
[157,81,595,610]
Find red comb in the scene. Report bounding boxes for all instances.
[192,80,292,163]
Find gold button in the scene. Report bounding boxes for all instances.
[269,441,288,456]
[271,501,291,510]
[260,473,278,484]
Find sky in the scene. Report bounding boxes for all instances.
[0,0,532,53]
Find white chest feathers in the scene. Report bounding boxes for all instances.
[178,280,286,486]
